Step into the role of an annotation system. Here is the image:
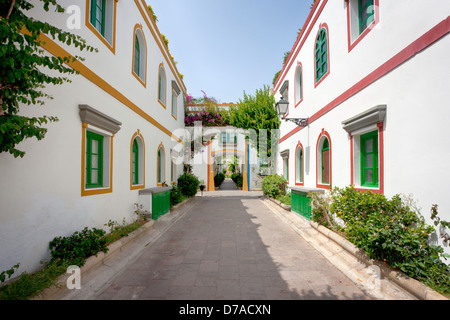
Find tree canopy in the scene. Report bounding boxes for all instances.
[0,0,96,158]
[228,85,280,158]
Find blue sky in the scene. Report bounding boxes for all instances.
[146,0,313,103]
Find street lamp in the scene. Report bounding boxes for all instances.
[275,97,309,128]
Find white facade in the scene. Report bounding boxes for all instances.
[274,0,450,253]
[0,0,186,276]
[190,126,262,191]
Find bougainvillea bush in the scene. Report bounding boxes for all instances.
[185,110,229,127]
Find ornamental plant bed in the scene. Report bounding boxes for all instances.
[309,186,450,298]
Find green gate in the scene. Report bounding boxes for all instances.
[290,187,325,221]
[152,190,170,220]
[138,187,171,221]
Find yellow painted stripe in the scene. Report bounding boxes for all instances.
[35,32,183,144]
[135,0,187,94]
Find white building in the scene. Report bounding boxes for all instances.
[188,124,262,191]
[273,0,450,253]
[0,0,186,276]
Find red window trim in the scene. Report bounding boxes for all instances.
[316,129,332,189]
[279,17,450,144]
[349,122,384,194]
[314,23,331,88]
[295,141,305,186]
[294,62,304,108]
[346,0,380,53]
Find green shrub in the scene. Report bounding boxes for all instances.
[235,174,243,188]
[311,186,450,295]
[48,227,108,267]
[276,193,291,205]
[177,172,200,197]
[261,174,287,198]
[230,172,243,188]
[170,184,183,207]
[214,172,225,187]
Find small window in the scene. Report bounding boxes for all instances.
[170,149,176,183]
[321,138,330,184]
[360,131,378,187]
[132,139,139,185]
[359,0,375,34]
[90,0,106,36]
[158,64,166,107]
[221,132,237,145]
[347,0,379,51]
[315,27,328,84]
[79,105,121,196]
[157,144,165,185]
[130,132,145,189]
[296,144,303,184]
[295,64,303,105]
[283,157,289,181]
[171,89,177,119]
[88,0,116,51]
[132,26,147,85]
[134,36,141,77]
[86,131,103,188]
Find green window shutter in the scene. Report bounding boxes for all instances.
[172,91,177,117]
[91,0,106,36]
[358,0,375,34]
[158,67,165,103]
[86,131,104,188]
[297,149,303,183]
[134,36,140,77]
[132,139,139,185]
[321,138,330,184]
[283,158,289,180]
[315,28,328,83]
[360,131,378,187]
[158,148,164,183]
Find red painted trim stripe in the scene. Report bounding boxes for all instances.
[279,16,450,144]
[274,0,328,93]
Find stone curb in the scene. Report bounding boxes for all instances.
[310,221,449,301]
[261,196,448,300]
[266,195,292,211]
[33,197,195,300]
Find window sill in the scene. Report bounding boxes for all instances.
[354,186,383,194]
[82,186,113,197]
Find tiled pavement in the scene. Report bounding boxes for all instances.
[93,180,371,300]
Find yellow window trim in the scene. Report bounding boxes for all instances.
[158,63,167,109]
[32,31,183,144]
[171,88,178,120]
[157,142,166,186]
[85,0,118,54]
[134,0,186,94]
[132,23,147,87]
[81,123,114,197]
[130,130,146,190]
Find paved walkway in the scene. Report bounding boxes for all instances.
[92,187,371,300]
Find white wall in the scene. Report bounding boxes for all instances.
[274,0,450,254]
[0,0,187,276]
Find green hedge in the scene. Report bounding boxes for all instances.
[231,172,243,188]
[214,172,225,187]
